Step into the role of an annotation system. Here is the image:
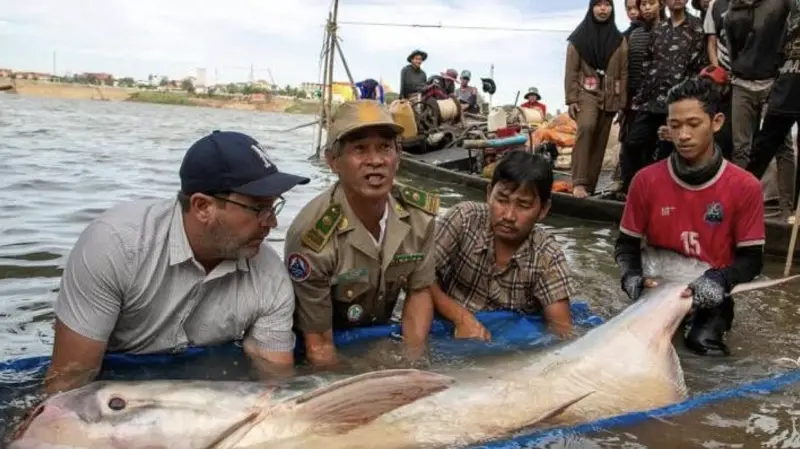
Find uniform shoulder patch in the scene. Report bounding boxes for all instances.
[301,203,343,252]
[286,252,311,282]
[396,185,440,215]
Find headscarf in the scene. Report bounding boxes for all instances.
[567,0,624,71]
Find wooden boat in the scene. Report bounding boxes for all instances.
[399,147,800,259]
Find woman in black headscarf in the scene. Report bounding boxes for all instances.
[564,0,628,199]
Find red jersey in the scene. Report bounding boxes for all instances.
[620,159,766,268]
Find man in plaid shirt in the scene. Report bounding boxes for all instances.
[430,151,576,341]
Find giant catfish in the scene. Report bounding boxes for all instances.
[10,248,800,449]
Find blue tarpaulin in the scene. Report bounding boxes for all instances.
[1,300,797,447]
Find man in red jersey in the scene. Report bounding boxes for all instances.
[614,76,765,356]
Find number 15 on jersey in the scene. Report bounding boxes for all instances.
[680,231,701,257]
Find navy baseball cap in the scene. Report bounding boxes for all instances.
[179,130,310,197]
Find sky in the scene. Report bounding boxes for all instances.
[0,0,696,109]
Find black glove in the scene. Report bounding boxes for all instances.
[621,269,646,301]
[687,269,729,309]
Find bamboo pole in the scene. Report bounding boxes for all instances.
[333,40,358,98]
[312,0,342,160]
[784,206,800,276]
[324,0,340,130]
[314,13,333,159]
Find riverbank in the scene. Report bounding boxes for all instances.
[125,91,320,114]
[0,78,320,115]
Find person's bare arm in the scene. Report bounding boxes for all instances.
[430,283,467,324]
[303,331,338,368]
[533,238,576,338]
[542,300,573,338]
[707,35,720,66]
[401,288,434,357]
[242,339,294,378]
[431,283,490,340]
[401,212,439,356]
[242,271,297,378]
[44,320,107,395]
[45,220,129,394]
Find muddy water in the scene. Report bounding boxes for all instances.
[1,95,799,448]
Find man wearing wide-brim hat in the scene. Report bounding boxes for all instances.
[400,49,428,101]
[520,86,547,118]
[284,99,440,367]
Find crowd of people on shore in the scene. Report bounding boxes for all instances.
[565,0,800,225]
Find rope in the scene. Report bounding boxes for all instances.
[337,20,572,34]
[437,99,460,122]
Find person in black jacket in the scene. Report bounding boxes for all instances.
[611,0,645,192]
[724,0,795,218]
[703,0,734,159]
[621,0,707,194]
[746,0,800,221]
[616,0,671,196]
[399,49,428,101]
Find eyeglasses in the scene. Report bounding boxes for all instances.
[213,195,285,220]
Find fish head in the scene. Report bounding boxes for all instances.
[9,380,276,449]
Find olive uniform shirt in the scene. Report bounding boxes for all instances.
[283,182,439,333]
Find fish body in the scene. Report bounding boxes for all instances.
[11,248,799,449]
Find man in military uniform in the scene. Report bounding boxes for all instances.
[284,100,439,367]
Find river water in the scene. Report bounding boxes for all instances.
[1,95,799,448]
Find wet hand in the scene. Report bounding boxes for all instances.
[621,271,658,301]
[454,312,491,341]
[682,270,727,309]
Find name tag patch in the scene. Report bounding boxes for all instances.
[331,268,369,285]
[390,253,424,265]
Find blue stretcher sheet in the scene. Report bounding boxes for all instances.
[1,301,797,448]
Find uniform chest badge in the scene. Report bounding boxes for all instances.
[347,304,364,323]
[704,201,724,225]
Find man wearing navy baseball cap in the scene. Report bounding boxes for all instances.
[44,130,309,395]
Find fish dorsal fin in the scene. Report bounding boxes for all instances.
[290,369,455,434]
[731,274,800,295]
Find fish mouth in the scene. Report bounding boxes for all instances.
[10,402,47,442]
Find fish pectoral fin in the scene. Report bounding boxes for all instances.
[730,274,800,295]
[290,368,455,434]
[204,399,269,449]
[516,390,595,430]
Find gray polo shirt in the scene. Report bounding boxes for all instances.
[53,197,296,354]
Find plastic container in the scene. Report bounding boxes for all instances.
[487,107,507,132]
[389,100,418,138]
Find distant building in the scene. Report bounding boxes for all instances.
[15,71,53,82]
